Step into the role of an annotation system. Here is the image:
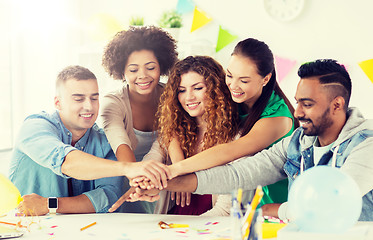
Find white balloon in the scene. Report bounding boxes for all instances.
[288,166,362,233]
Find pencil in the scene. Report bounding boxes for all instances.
[0,221,17,226]
[80,222,97,231]
[237,188,243,206]
[242,186,264,239]
[0,221,26,228]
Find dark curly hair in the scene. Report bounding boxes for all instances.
[157,56,239,158]
[102,26,178,80]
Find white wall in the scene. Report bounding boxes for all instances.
[0,0,12,150]
[2,0,373,151]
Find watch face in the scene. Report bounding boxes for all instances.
[49,198,58,208]
[264,0,304,22]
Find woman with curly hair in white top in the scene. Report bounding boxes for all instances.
[101,26,178,213]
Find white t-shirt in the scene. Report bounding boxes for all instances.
[313,137,334,166]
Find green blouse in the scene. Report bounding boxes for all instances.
[240,91,294,205]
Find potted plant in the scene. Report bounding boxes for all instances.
[129,16,144,26]
[158,10,182,41]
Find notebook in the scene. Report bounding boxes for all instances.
[0,225,23,239]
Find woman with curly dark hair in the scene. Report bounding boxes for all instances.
[100,26,178,213]
[139,55,239,215]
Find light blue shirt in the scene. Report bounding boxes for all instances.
[9,111,124,213]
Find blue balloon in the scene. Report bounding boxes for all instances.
[288,166,362,233]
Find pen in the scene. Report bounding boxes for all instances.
[231,192,243,240]
[80,221,97,231]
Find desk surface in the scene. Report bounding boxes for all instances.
[1,213,373,240]
[1,213,232,240]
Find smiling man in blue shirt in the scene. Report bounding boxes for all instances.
[9,65,170,215]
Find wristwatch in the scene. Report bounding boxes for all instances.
[48,197,58,214]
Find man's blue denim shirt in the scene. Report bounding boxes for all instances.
[9,111,124,213]
[284,126,373,221]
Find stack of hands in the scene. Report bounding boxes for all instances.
[109,164,191,212]
[108,177,162,213]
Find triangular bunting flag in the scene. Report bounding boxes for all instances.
[191,7,212,32]
[177,0,195,14]
[358,59,373,84]
[274,56,297,83]
[215,26,237,52]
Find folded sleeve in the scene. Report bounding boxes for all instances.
[83,148,124,213]
[83,175,124,213]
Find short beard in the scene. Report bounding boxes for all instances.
[304,107,333,136]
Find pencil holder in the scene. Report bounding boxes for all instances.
[244,209,262,240]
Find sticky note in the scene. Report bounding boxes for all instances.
[262,222,287,239]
